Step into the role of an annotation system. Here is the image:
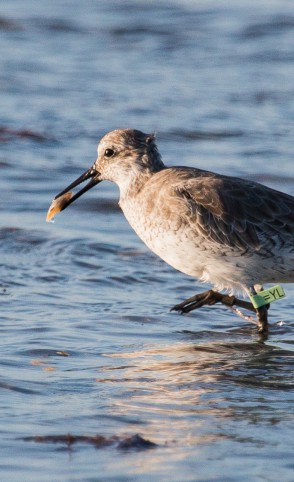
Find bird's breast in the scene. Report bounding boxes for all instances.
[119,197,208,278]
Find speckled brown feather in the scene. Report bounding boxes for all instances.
[133,166,294,255]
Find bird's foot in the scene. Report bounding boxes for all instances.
[171,289,237,314]
[171,289,269,332]
[229,306,258,325]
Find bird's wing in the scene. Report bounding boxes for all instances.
[169,168,294,252]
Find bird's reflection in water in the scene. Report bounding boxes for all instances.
[98,333,294,449]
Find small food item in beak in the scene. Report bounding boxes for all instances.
[46,192,73,222]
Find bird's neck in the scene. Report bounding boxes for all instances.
[118,154,166,202]
[118,169,156,203]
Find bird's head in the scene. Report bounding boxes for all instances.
[46,128,164,221]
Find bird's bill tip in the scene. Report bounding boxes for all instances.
[46,166,101,222]
[46,192,73,222]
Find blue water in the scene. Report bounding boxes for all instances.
[1,0,294,480]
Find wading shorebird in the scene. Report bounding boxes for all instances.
[47,129,294,333]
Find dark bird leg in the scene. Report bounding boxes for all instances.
[171,289,255,314]
[250,286,270,333]
[255,305,269,333]
[171,288,271,332]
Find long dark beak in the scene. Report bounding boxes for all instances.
[46,165,101,221]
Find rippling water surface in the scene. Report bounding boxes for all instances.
[1,0,294,480]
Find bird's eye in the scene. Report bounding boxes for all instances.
[104,148,115,158]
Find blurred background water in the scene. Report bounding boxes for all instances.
[1,0,294,480]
